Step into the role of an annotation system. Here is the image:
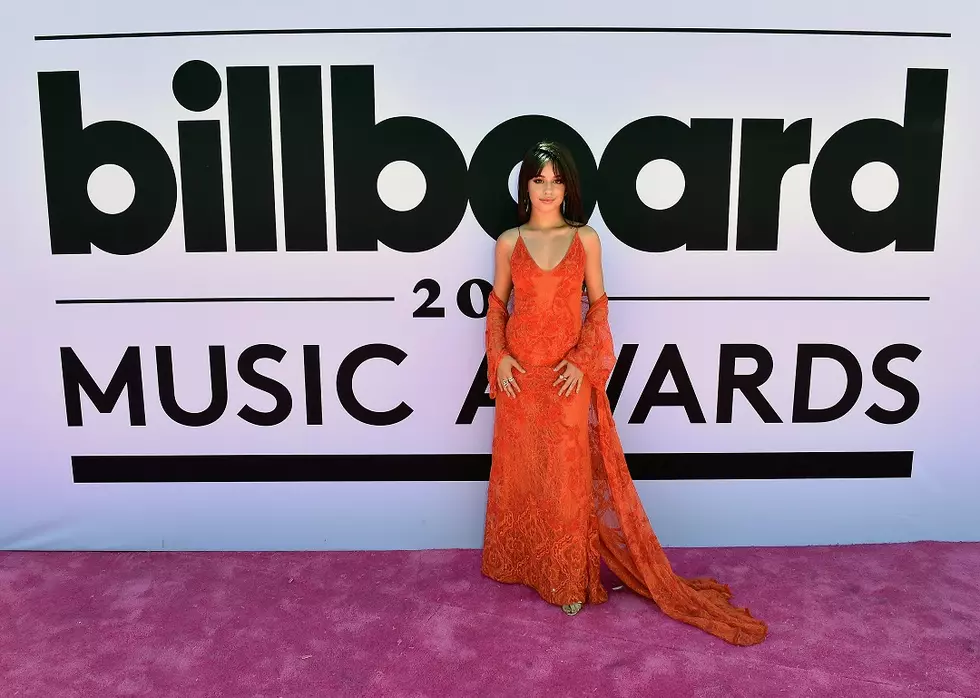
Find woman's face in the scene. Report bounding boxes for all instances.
[527,161,565,216]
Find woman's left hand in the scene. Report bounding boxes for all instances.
[552,359,584,397]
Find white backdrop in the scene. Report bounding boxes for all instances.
[1,1,979,550]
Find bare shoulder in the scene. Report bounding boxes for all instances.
[576,225,602,253]
[496,227,520,251]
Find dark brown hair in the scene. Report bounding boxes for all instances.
[516,141,585,226]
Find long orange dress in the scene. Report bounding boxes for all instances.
[481,229,768,647]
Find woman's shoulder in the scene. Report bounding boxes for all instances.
[575,224,601,251]
[496,227,521,250]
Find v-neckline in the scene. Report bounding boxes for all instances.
[519,229,579,273]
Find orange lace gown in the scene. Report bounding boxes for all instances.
[481,230,768,646]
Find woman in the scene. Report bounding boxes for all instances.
[481,141,768,646]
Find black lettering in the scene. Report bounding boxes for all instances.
[629,344,707,423]
[279,66,328,251]
[717,344,782,423]
[227,66,276,251]
[810,68,947,252]
[606,343,638,413]
[174,61,226,253]
[413,278,444,318]
[172,59,222,112]
[866,343,921,424]
[736,119,812,250]
[303,345,324,426]
[336,344,413,425]
[40,64,947,258]
[157,346,229,427]
[598,117,733,251]
[792,344,862,423]
[61,347,146,426]
[178,120,226,252]
[456,279,493,319]
[456,355,495,424]
[237,344,292,426]
[331,65,467,252]
[39,71,177,255]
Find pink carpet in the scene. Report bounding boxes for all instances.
[1,542,977,697]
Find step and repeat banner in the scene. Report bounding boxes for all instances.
[1,1,979,550]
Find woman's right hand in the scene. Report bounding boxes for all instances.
[496,355,526,399]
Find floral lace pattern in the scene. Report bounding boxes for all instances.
[482,230,768,646]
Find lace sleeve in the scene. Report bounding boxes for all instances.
[485,292,510,399]
[564,294,615,389]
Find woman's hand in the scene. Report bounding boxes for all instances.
[553,359,584,397]
[497,355,526,399]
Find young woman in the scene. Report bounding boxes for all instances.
[481,141,768,646]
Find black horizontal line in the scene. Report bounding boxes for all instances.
[55,295,928,305]
[56,296,394,305]
[608,296,930,302]
[34,26,952,42]
[72,451,913,483]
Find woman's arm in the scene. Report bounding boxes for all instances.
[486,229,521,399]
[491,228,519,304]
[579,226,606,303]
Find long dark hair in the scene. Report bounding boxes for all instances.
[516,141,585,226]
